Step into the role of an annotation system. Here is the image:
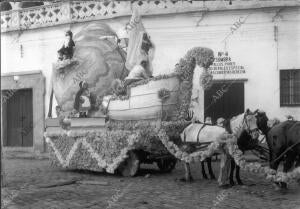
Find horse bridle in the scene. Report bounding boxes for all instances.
[243,113,259,135]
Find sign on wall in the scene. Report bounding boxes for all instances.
[208,51,246,75]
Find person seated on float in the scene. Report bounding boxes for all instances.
[216,117,225,127]
[205,116,212,125]
[124,60,152,86]
[57,30,75,61]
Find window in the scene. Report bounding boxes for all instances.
[280,70,300,106]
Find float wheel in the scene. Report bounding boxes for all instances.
[157,158,177,173]
[118,151,140,177]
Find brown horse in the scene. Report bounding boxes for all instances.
[267,120,300,188]
[287,122,300,167]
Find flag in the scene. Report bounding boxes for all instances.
[125,10,154,73]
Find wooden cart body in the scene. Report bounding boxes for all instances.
[45,75,183,176]
[108,76,179,121]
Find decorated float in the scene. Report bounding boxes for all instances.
[45,32,213,176]
[45,11,300,186]
[44,10,214,177]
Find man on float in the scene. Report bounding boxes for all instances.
[124,60,151,86]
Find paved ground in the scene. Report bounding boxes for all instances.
[1,153,300,209]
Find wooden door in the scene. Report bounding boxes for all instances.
[204,82,244,124]
[6,89,33,147]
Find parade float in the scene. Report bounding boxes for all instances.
[44,11,300,186]
[44,10,213,177]
[45,27,213,176]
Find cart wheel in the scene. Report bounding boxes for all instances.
[118,151,140,177]
[157,158,177,173]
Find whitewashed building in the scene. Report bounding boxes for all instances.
[1,0,300,152]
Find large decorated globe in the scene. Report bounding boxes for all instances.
[51,23,128,115]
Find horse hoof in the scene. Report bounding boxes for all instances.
[179,177,194,182]
[237,181,244,185]
[273,182,281,191]
[219,184,231,189]
[179,178,186,182]
[230,181,235,186]
[179,177,187,182]
[274,186,281,191]
[279,182,288,189]
[188,177,194,182]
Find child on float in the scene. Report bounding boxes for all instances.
[74,81,91,118]
[57,30,75,61]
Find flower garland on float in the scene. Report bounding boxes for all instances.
[45,130,144,174]
[156,128,300,184]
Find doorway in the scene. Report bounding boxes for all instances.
[3,88,33,147]
[204,81,245,123]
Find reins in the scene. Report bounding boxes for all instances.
[271,141,300,164]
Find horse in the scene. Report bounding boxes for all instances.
[228,110,270,185]
[188,110,269,184]
[286,122,300,167]
[180,109,260,182]
[267,120,300,188]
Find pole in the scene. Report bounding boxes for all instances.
[1,100,6,187]
[1,136,6,187]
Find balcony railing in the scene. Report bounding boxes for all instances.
[1,0,299,33]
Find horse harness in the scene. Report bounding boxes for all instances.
[270,123,300,164]
[242,113,259,135]
[196,124,207,144]
[183,122,213,143]
[183,114,257,144]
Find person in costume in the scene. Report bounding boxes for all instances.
[205,117,212,124]
[217,117,225,127]
[74,81,91,117]
[124,60,151,86]
[217,117,232,188]
[58,30,75,61]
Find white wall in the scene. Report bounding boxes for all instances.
[1,7,300,120]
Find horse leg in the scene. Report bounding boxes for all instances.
[280,152,296,189]
[296,156,300,167]
[201,161,208,179]
[236,165,243,185]
[184,162,194,182]
[296,156,300,185]
[207,157,216,180]
[270,159,282,188]
[229,158,235,186]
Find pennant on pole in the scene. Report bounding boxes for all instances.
[125,10,155,74]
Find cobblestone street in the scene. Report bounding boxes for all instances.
[2,154,300,209]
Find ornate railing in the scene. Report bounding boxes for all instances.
[1,0,299,33]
